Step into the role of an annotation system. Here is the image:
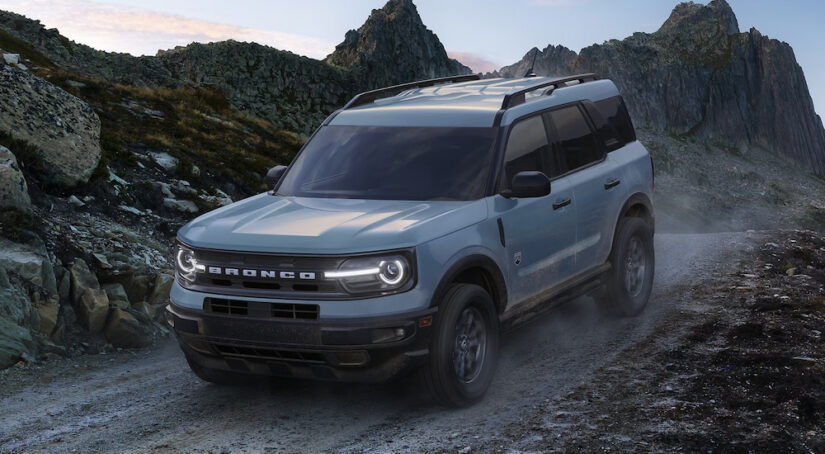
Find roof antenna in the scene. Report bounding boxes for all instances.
[523,48,539,78]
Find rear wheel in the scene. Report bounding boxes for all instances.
[602,217,655,317]
[422,284,499,407]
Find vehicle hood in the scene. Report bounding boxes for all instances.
[177,194,488,254]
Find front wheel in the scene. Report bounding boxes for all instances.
[422,284,499,407]
[602,217,655,317]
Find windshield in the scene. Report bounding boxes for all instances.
[276,126,497,201]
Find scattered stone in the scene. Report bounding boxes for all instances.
[92,253,113,270]
[16,63,27,71]
[163,198,199,214]
[104,309,150,348]
[67,195,85,207]
[786,267,796,276]
[118,205,144,216]
[149,151,178,172]
[65,79,86,88]
[2,53,19,65]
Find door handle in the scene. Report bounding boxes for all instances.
[604,179,621,190]
[553,198,572,210]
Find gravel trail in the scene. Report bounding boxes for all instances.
[0,233,755,453]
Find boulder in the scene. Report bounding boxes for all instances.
[104,309,150,348]
[0,65,101,187]
[132,301,159,319]
[69,258,99,305]
[35,297,60,337]
[0,268,33,326]
[0,145,31,213]
[148,273,174,304]
[102,283,130,309]
[76,288,109,333]
[0,238,57,295]
[0,316,36,368]
[101,272,151,304]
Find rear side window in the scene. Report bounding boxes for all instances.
[584,102,622,152]
[547,105,603,172]
[503,115,552,186]
[593,95,636,145]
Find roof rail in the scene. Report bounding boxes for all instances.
[342,74,481,109]
[501,73,599,109]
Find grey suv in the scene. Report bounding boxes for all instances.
[167,73,655,407]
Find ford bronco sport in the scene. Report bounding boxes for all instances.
[167,73,655,407]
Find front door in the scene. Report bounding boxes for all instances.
[493,114,578,307]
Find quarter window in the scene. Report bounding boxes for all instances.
[547,105,603,172]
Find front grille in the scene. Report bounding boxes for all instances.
[204,298,319,320]
[212,343,325,364]
[180,247,349,299]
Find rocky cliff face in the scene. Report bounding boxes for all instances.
[325,0,470,90]
[494,0,825,175]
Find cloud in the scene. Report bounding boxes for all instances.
[448,51,502,74]
[0,0,336,58]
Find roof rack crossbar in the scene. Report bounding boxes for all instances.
[342,74,481,109]
[501,73,599,110]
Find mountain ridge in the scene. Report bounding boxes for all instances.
[492,0,825,176]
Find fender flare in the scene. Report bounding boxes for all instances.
[428,253,508,313]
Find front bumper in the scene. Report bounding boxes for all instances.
[166,302,436,383]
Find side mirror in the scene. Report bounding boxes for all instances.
[501,171,551,198]
[264,165,287,189]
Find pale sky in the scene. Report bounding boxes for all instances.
[1,0,823,116]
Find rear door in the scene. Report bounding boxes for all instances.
[546,103,622,275]
[494,114,578,306]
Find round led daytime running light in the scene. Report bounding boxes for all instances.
[378,259,405,285]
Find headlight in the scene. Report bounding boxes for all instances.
[175,245,204,282]
[325,254,412,295]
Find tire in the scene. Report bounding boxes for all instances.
[601,216,655,317]
[422,284,499,407]
[184,351,249,385]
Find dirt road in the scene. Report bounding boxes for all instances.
[0,233,756,453]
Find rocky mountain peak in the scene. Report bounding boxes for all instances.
[658,0,739,37]
[325,0,470,90]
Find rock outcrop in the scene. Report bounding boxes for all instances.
[0,65,101,187]
[325,0,471,90]
[157,41,355,134]
[0,144,30,212]
[493,0,825,175]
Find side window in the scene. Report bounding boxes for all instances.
[547,105,603,172]
[594,95,636,144]
[503,115,551,186]
[584,101,622,152]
